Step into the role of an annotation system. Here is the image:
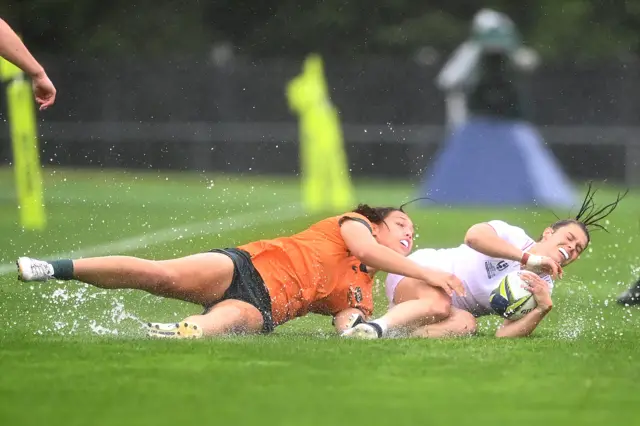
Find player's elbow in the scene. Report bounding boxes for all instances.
[464,223,492,248]
[464,226,481,248]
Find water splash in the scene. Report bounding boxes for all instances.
[32,284,147,337]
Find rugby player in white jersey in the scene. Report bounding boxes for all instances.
[342,184,626,339]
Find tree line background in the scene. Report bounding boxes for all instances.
[1,0,638,62]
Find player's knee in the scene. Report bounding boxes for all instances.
[464,319,478,336]
[430,299,452,321]
[411,297,451,323]
[455,310,477,336]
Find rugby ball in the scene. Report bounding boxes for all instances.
[489,271,538,321]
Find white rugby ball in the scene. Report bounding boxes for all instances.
[489,270,538,321]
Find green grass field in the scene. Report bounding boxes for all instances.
[1,167,639,426]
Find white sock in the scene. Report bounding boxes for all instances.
[369,319,389,337]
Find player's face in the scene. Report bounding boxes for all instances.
[540,223,589,266]
[373,211,415,256]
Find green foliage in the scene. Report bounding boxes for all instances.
[2,0,640,61]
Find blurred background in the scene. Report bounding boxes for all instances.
[1,0,638,185]
[1,4,640,424]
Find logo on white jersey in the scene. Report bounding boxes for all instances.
[485,260,510,279]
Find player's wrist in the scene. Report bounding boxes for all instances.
[521,252,542,267]
[419,267,438,284]
[535,304,552,314]
[28,66,46,80]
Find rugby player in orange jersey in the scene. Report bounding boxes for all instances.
[17,203,465,338]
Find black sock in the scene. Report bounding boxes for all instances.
[367,322,383,338]
[50,259,74,280]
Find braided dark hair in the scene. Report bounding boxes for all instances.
[549,182,627,243]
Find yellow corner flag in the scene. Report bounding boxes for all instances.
[286,54,354,214]
[0,58,46,230]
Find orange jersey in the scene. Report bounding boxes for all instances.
[238,212,375,325]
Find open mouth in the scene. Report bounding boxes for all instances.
[559,247,569,261]
[400,239,410,249]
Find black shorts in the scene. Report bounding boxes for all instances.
[204,248,275,333]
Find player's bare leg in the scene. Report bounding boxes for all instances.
[147,300,265,339]
[410,307,477,338]
[387,277,452,328]
[342,277,452,339]
[17,253,234,306]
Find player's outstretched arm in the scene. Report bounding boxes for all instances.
[0,18,56,109]
[465,223,562,279]
[0,19,43,76]
[464,223,525,262]
[495,274,553,338]
[340,220,465,297]
[495,309,550,338]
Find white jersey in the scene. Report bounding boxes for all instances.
[385,220,554,317]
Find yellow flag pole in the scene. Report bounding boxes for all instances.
[286,54,354,213]
[1,57,46,230]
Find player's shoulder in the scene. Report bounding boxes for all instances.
[336,212,373,232]
[485,219,536,249]
[304,212,373,238]
[486,219,531,236]
[338,211,371,223]
[486,219,522,230]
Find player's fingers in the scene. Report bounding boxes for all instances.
[450,276,465,297]
[450,281,463,297]
[434,279,452,296]
[548,262,559,280]
[521,274,537,285]
[557,263,564,279]
[38,96,54,110]
[443,284,453,297]
[550,262,558,279]
[520,273,532,282]
[540,278,553,291]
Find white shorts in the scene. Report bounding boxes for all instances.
[386,249,452,307]
[385,248,475,313]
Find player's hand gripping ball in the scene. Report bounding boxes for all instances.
[489,271,538,320]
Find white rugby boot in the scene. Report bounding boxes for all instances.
[17,257,55,282]
[341,322,382,339]
[340,313,383,339]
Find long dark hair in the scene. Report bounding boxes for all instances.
[549,182,627,243]
[352,197,429,225]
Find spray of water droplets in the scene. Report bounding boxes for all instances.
[24,283,149,337]
[553,223,637,340]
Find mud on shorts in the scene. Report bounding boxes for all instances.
[204,248,275,333]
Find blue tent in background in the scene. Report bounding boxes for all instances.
[418,116,577,208]
[420,9,577,209]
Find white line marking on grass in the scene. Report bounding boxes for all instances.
[0,204,305,275]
